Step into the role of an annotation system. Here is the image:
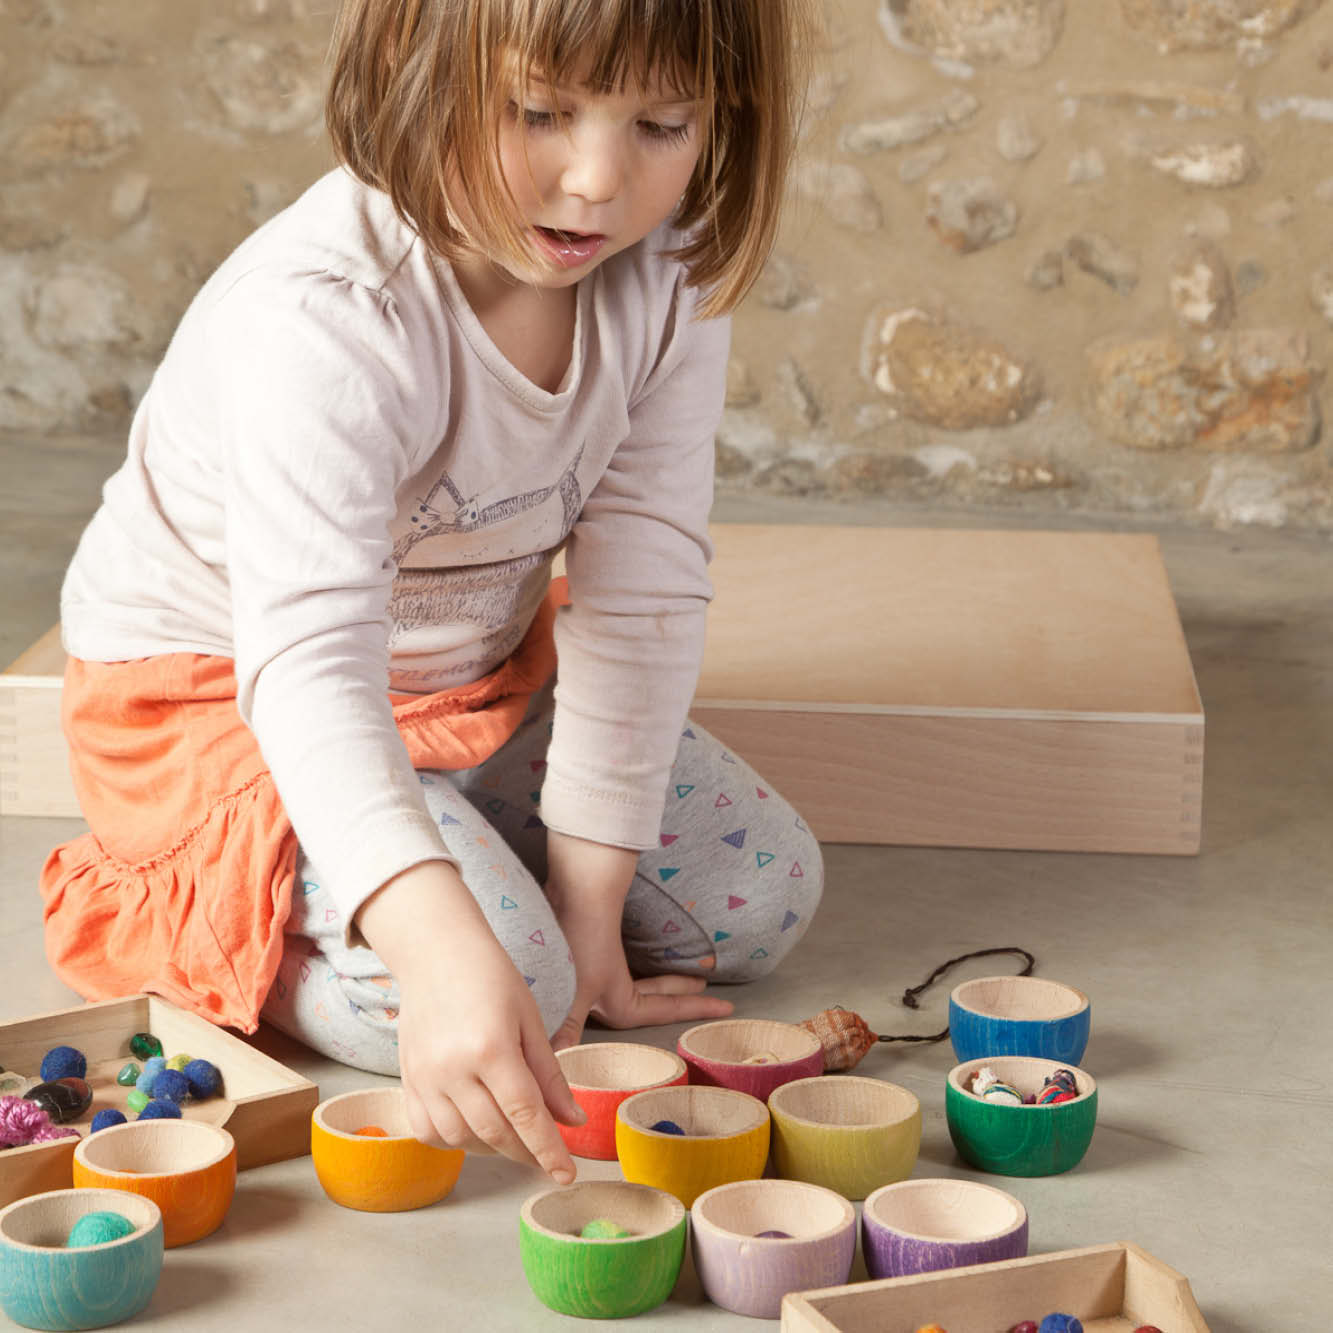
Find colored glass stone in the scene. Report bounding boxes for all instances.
[128,1032,163,1059]
[0,1071,31,1096]
[126,1089,150,1114]
[24,1077,93,1124]
[115,1062,140,1086]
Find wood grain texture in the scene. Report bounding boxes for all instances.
[555,1044,688,1161]
[778,1242,1211,1332]
[949,976,1091,1064]
[677,1019,825,1102]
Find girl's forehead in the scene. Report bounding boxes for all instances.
[500,45,698,101]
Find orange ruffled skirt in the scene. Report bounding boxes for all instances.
[40,586,561,1032]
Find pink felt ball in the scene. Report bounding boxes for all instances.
[1009,1324,1039,1333]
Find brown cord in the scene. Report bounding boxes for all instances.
[875,946,1037,1045]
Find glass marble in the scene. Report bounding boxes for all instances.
[24,1077,93,1123]
[115,1062,141,1086]
[129,1032,163,1060]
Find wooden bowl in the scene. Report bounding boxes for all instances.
[71,1120,235,1248]
[615,1086,770,1207]
[768,1076,921,1202]
[518,1181,686,1319]
[690,1179,856,1319]
[310,1088,464,1212]
[0,1188,163,1331]
[555,1043,688,1160]
[677,1018,824,1102]
[861,1177,1029,1278]
[946,1057,1098,1177]
[949,975,1091,1065]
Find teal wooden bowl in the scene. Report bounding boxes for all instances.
[949,975,1091,1065]
[0,1189,163,1331]
[946,1057,1098,1177]
[519,1181,687,1319]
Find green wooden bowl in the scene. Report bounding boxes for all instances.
[518,1181,686,1319]
[946,1057,1098,1177]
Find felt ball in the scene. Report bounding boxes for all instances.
[1132,1327,1164,1333]
[754,1230,792,1239]
[354,1125,388,1137]
[1038,1315,1083,1333]
[152,1068,190,1104]
[115,1062,141,1087]
[66,1211,135,1248]
[741,1051,779,1065]
[650,1119,686,1135]
[129,1032,163,1060]
[138,1098,182,1121]
[135,1070,159,1096]
[165,1053,192,1072]
[580,1218,631,1239]
[183,1058,222,1100]
[126,1089,151,1114]
[142,1056,167,1078]
[914,1325,949,1333]
[40,1046,87,1082]
[91,1108,128,1133]
[1009,1324,1039,1333]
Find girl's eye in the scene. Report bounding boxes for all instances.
[639,120,692,145]
[508,102,560,130]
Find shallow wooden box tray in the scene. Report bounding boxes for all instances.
[0,994,319,1208]
[780,1241,1209,1332]
[692,526,1204,855]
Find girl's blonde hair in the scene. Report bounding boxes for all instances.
[326,0,816,316]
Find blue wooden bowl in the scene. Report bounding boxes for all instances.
[949,976,1090,1065]
[0,1188,163,1330]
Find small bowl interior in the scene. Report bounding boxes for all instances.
[523,1182,684,1240]
[620,1085,768,1138]
[678,1019,821,1067]
[0,1189,159,1249]
[949,1057,1096,1103]
[557,1043,685,1092]
[694,1180,852,1240]
[315,1088,419,1138]
[769,1077,919,1128]
[73,1120,234,1175]
[952,976,1088,1021]
[865,1179,1025,1242]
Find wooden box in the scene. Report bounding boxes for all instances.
[0,995,319,1208]
[692,526,1204,855]
[780,1241,1210,1332]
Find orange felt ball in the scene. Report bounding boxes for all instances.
[354,1125,388,1137]
[915,1326,949,1333]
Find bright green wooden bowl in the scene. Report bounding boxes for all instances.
[946,1057,1097,1177]
[519,1181,686,1319]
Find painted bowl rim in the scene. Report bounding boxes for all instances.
[72,1118,235,1177]
[555,1042,688,1093]
[311,1087,453,1143]
[947,1056,1097,1106]
[768,1075,922,1130]
[862,1177,1028,1244]
[616,1084,770,1138]
[520,1180,686,1242]
[0,1188,163,1253]
[950,975,1089,1021]
[691,1178,855,1245]
[677,1018,823,1068]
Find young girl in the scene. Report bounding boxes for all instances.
[42,0,821,1187]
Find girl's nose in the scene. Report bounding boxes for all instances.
[559,128,624,203]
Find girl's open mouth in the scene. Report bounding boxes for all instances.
[533,226,607,268]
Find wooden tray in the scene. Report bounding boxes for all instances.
[780,1241,1209,1332]
[0,995,319,1207]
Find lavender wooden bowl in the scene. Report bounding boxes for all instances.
[949,975,1090,1065]
[690,1179,856,1320]
[677,1019,824,1103]
[861,1177,1029,1279]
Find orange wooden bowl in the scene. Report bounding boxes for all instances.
[311,1088,464,1212]
[71,1120,236,1248]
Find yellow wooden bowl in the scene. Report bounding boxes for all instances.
[311,1088,464,1212]
[615,1085,770,1208]
[768,1075,922,1201]
[71,1120,236,1248]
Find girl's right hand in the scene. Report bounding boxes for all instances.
[354,861,583,1184]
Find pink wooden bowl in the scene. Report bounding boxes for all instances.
[677,1019,824,1102]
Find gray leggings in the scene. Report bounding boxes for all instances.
[260,683,824,1075]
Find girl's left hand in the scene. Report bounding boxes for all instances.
[544,831,733,1052]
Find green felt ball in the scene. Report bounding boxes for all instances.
[580,1218,632,1240]
[66,1211,135,1248]
[126,1089,150,1114]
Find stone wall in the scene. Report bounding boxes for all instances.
[3,0,1332,528]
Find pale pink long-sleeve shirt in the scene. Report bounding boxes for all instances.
[61,168,728,930]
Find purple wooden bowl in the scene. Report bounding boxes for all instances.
[861,1177,1028,1279]
[677,1019,824,1103]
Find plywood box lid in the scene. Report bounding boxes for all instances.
[696,527,1203,721]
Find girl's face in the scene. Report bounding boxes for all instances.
[480,56,704,288]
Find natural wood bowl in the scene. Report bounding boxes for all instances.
[555,1043,688,1160]
[677,1018,824,1102]
[690,1179,856,1319]
[861,1177,1029,1279]
[946,1057,1098,1177]
[949,975,1091,1065]
[615,1085,770,1207]
[310,1088,464,1212]
[518,1181,686,1319]
[71,1120,235,1248]
[768,1076,922,1201]
[0,1188,163,1331]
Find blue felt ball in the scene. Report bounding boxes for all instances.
[40,1045,87,1082]
[650,1119,686,1135]
[1039,1316,1084,1333]
[137,1098,182,1121]
[182,1058,221,1100]
[152,1068,190,1104]
[91,1108,128,1133]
